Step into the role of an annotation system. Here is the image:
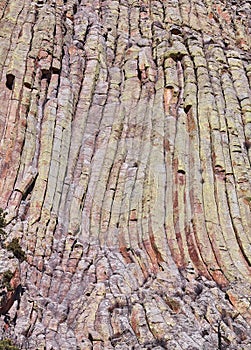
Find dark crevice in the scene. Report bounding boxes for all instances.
[52,66,61,74]
[194,283,203,296]
[218,321,222,350]
[137,67,142,82]
[184,104,192,114]
[21,174,38,201]
[243,140,251,150]
[24,81,32,89]
[103,32,108,41]
[169,53,185,61]
[82,22,92,45]
[41,70,52,83]
[170,26,182,35]
[6,74,15,90]
[73,4,77,15]
[202,329,209,337]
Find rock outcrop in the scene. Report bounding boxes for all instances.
[0,0,251,348]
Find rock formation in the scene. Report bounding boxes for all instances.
[0,0,251,348]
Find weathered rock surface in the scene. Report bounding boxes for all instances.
[0,0,251,348]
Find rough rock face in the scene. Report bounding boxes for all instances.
[0,0,251,348]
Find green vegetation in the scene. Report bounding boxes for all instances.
[7,239,26,263]
[0,208,6,238]
[0,339,19,350]
[1,270,14,291]
[0,208,27,262]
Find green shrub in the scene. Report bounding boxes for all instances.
[1,270,14,291]
[0,339,19,350]
[7,239,26,262]
[0,208,6,238]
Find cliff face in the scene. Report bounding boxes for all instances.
[0,0,251,348]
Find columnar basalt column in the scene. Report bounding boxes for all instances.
[0,0,251,349]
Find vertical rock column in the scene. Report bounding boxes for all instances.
[0,0,250,349]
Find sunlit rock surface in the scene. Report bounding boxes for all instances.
[0,0,251,348]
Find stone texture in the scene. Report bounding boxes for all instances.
[0,0,250,349]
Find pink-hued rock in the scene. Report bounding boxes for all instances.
[0,0,251,348]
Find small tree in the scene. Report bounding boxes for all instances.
[1,270,14,291]
[0,209,6,239]
[7,239,26,263]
